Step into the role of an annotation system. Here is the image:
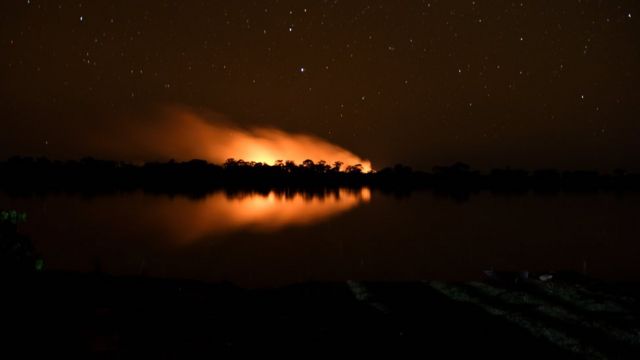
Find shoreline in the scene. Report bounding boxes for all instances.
[4,271,639,358]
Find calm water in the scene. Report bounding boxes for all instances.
[3,189,640,287]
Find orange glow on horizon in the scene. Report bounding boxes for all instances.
[219,125,374,172]
[107,107,373,172]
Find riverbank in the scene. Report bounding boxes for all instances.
[3,271,639,358]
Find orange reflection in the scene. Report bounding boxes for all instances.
[154,188,372,244]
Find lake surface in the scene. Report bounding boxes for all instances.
[2,189,639,287]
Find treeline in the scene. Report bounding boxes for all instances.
[0,157,369,197]
[0,156,639,197]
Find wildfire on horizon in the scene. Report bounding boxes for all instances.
[101,107,373,172]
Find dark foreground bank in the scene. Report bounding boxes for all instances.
[3,272,640,359]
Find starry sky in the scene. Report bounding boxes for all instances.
[1,0,638,170]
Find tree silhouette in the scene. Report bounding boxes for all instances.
[345,164,363,174]
[1,156,638,199]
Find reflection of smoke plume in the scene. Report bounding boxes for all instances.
[98,106,372,172]
[194,188,372,237]
[9,188,372,247]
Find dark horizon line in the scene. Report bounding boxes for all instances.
[0,155,638,175]
[1,156,639,200]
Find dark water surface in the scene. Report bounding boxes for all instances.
[2,189,639,287]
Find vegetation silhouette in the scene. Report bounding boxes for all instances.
[0,209,41,273]
[0,156,638,199]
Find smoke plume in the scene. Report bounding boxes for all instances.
[96,106,372,171]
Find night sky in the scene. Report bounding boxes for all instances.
[1,0,638,170]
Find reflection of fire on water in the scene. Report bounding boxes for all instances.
[161,188,372,244]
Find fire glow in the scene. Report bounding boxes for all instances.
[181,188,373,240]
[108,107,373,172]
[12,188,372,247]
